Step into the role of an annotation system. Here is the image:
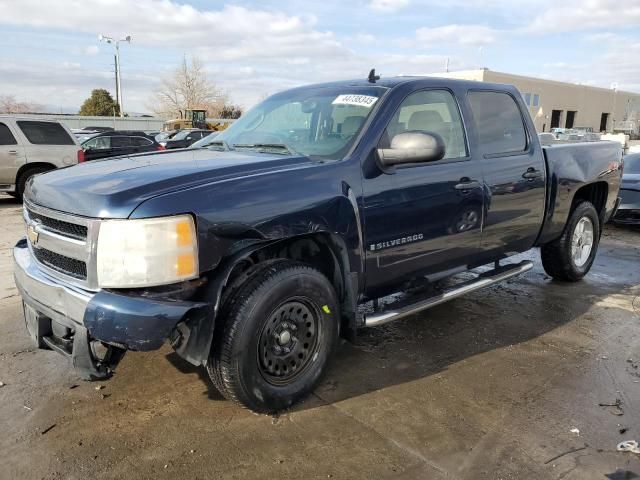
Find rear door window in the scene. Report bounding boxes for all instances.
[131,136,153,147]
[468,91,527,156]
[16,121,75,145]
[0,123,17,145]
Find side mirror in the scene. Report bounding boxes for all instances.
[377,131,445,171]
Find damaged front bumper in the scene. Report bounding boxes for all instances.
[13,239,212,379]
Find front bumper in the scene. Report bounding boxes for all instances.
[13,239,212,377]
[613,189,640,224]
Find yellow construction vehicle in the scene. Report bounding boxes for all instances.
[162,109,229,132]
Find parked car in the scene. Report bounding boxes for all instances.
[613,152,640,224]
[0,116,82,200]
[81,131,163,160]
[162,129,212,149]
[189,132,218,148]
[14,76,622,413]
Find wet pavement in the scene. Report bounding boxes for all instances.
[1,193,639,480]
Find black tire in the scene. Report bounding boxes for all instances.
[16,166,51,201]
[207,260,340,413]
[541,201,600,281]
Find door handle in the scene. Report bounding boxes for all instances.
[454,179,481,191]
[8,150,18,155]
[522,168,542,180]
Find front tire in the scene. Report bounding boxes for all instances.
[207,260,340,413]
[541,201,600,281]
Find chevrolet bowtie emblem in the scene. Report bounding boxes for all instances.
[27,225,39,246]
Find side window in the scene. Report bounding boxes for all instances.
[382,89,467,159]
[84,136,111,149]
[468,91,527,156]
[132,137,153,146]
[0,123,17,145]
[16,121,75,145]
[111,136,133,148]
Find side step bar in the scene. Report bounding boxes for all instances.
[364,260,533,327]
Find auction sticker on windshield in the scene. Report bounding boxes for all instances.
[332,94,378,108]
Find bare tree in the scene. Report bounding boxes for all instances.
[0,95,43,114]
[150,57,230,118]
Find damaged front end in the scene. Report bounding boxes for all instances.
[14,239,214,379]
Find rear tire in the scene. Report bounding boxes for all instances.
[207,260,340,413]
[541,201,600,281]
[16,166,51,201]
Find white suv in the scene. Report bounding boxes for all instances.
[0,116,82,200]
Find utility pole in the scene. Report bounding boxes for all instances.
[99,34,132,117]
[113,54,119,110]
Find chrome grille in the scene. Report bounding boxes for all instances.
[23,200,99,290]
[27,208,87,240]
[32,248,87,279]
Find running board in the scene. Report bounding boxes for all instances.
[364,260,533,327]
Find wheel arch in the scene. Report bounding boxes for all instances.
[174,232,359,366]
[16,162,57,184]
[570,181,608,226]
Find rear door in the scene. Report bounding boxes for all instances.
[131,136,155,153]
[467,90,546,255]
[0,121,25,187]
[110,136,136,157]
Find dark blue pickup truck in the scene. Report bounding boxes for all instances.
[14,75,623,412]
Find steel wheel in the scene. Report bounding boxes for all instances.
[571,216,594,267]
[257,298,321,385]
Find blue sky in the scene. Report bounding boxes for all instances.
[0,0,638,114]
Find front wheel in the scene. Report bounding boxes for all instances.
[541,201,600,281]
[207,260,340,413]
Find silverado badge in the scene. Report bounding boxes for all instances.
[27,225,39,246]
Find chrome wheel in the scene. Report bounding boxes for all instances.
[571,216,594,267]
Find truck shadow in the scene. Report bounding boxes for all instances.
[165,241,639,410]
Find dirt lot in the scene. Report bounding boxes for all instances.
[1,194,639,480]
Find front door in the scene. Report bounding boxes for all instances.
[362,88,484,296]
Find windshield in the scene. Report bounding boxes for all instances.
[624,154,640,174]
[212,86,387,159]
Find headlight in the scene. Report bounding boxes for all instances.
[96,215,198,288]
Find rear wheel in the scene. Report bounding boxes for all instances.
[16,166,51,201]
[207,260,339,413]
[541,201,600,281]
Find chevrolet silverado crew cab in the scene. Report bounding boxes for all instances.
[14,75,623,413]
[0,116,82,200]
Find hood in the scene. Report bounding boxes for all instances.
[26,148,312,218]
[621,172,640,191]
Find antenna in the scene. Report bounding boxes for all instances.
[368,69,380,83]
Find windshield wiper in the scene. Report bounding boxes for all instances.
[232,143,298,155]
[206,139,232,151]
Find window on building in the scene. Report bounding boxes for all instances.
[523,93,532,106]
[532,94,540,107]
[468,91,527,155]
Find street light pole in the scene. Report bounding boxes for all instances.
[98,34,132,117]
